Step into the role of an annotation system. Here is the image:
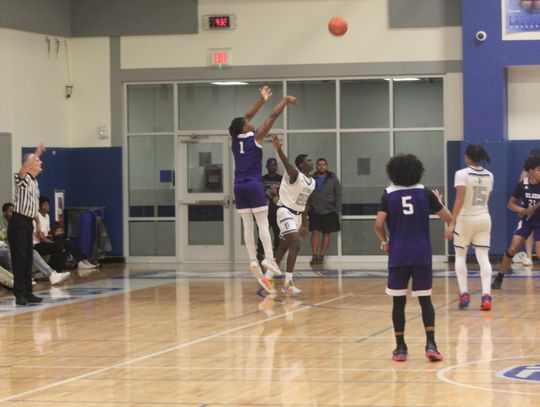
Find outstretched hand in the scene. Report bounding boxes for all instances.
[271,134,283,150]
[35,143,46,157]
[286,95,298,105]
[259,86,272,101]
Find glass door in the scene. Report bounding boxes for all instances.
[178,135,233,261]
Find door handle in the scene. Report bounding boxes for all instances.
[224,195,230,209]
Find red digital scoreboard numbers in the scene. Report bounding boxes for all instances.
[205,15,235,30]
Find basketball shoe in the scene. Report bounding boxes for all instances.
[480,294,492,311]
[425,341,444,362]
[281,281,301,294]
[261,258,282,278]
[392,343,408,362]
[459,292,470,309]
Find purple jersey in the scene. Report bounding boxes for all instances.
[231,132,262,184]
[379,184,443,268]
[513,177,540,227]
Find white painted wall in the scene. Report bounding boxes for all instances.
[0,28,111,173]
[444,73,464,141]
[0,28,70,170]
[121,0,462,69]
[508,66,540,140]
[69,37,111,147]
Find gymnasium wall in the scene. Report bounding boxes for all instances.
[22,147,123,257]
[121,0,462,69]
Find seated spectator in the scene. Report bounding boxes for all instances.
[34,197,68,272]
[37,196,96,270]
[2,201,70,285]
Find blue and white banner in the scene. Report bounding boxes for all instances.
[507,0,540,32]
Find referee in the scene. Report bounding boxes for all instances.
[8,144,46,305]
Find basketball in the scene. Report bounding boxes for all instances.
[328,16,348,36]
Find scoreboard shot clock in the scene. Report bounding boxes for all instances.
[203,15,237,30]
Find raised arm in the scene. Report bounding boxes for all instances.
[271,134,299,183]
[244,86,272,121]
[18,143,46,179]
[255,96,297,144]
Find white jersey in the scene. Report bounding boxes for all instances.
[278,171,315,213]
[454,166,494,217]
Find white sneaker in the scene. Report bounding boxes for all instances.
[83,259,98,268]
[281,282,302,295]
[0,267,13,288]
[261,258,282,277]
[78,260,94,269]
[257,277,277,295]
[49,271,71,285]
[522,257,534,266]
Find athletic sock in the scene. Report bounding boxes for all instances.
[285,272,293,284]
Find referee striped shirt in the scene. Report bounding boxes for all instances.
[13,173,40,219]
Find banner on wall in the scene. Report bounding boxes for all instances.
[54,190,65,224]
[507,0,540,32]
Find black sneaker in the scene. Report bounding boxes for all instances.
[392,343,408,361]
[310,255,318,265]
[491,274,503,289]
[26,294,43,303]
[425,341,444,362]
[317,255,325,264]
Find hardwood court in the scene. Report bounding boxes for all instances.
[0,262,539,406]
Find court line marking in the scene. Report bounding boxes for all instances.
[0,293,352,403]
[5,364,496,373]
[437,355,540,396]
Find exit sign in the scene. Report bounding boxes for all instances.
[208,48,231,69]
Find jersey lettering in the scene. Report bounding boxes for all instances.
[472,185,488,206]
[402,196,414,215]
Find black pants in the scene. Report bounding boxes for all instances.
[8,212,34,298]
[55,238,86,262]
[34,242,66,272]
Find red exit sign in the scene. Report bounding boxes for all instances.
[208,48,231,69]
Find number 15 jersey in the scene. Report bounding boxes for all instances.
[454,166,494,216]
[379,184,443,268]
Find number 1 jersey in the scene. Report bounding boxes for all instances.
[231,132,262,184]
[379,184,443,268]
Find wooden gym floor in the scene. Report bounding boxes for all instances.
[0,261,539,406]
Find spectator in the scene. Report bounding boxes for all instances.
[308,158,342,264]
[36,196,95,270]
[257,157,282,262]
[34,196,68,272]
[1,201,70,285]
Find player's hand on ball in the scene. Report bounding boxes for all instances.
[299,226,308,238]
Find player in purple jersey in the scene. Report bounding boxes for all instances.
[492,153,540,289]
[374,154,452,362]
[228,86,298,294]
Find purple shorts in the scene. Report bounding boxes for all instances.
[514,220,540,241]
[234,180,268,213]
[386,265,432,297]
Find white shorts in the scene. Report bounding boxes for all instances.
[453,213,491,249]
[276,207,302,237]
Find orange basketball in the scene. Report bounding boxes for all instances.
[328,16,348,36]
